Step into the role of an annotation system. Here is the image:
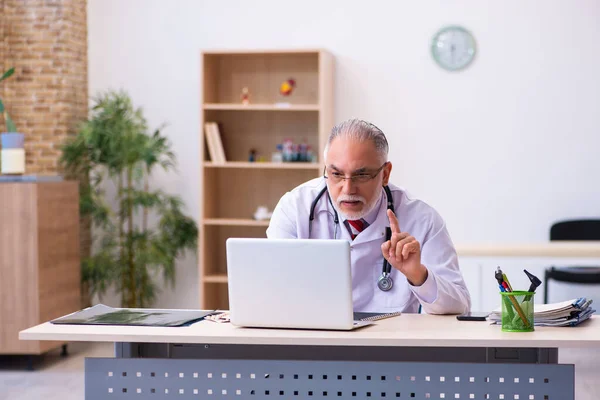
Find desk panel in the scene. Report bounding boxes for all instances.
[85,357,573,400]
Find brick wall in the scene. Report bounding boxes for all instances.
[1,0,91,306]
[1,0,88,174]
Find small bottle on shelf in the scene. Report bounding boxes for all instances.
[282,138,293,162]
[306,145,315,163]
[298,140,308,162]
[271,144,283,163]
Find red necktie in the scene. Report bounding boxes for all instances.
[347,219,366,240]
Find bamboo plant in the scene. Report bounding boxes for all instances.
[0,67,17,132]
[60,90,198,308]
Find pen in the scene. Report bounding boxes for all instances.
[498,284,515,320]
[495,267,504,285]
[496,267,514,319]
[502,273,513,292]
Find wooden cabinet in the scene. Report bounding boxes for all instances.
[0,181,80,355]
[199,49,334,309]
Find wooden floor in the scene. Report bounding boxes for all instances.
[0,343,598,400]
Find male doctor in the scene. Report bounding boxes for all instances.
[266,118,471,315]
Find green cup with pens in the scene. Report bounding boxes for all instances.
[496,267,541,332]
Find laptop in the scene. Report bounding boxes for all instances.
[225,238,373,330]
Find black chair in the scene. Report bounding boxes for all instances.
[544,219,600,304]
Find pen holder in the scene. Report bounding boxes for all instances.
[500,291,535,332]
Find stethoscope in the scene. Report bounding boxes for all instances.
[308,185,395,292]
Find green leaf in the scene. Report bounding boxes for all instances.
[0,67,15,82]
[5,113,17,132]
[0,99,4,113]
[81,246,120,298]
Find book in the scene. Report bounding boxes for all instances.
[353,311,401,322]
[209,122,226,163]
[204,122,226,163]
[50,304,218,327]
[204,122,221,163]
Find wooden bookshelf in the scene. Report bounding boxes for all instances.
[199,49,334,309]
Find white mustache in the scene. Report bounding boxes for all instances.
[337,195,366,205]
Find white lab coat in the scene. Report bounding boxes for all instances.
[266,177,471,315]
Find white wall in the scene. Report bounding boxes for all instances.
[88,0,600,309]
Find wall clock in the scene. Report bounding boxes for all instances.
[431,26,476,71]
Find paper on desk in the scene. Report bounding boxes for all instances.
[489,297,595,327]
[205,312,231,323]
[492,298,588,315]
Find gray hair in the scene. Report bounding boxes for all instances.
[323,118,389,163]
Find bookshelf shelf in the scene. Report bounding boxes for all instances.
[199,49,334,309]
[202,49,327,55]
[203,103,319,111]
[203,274,229,283]
[203,218,270,227]
[203,161,320,170]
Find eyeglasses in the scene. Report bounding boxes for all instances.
[323,162,388,185]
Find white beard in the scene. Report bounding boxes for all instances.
[331,188,382,221]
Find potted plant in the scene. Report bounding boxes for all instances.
[0,67,25,174]
[60,89,198,308]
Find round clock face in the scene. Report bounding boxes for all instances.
[431,26,476,71]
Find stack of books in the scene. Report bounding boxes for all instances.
[489,297,595,327]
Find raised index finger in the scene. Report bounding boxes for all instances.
[387,209,401,233]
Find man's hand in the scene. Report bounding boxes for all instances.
[381,209,428,286]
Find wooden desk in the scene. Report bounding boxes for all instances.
[21,314,600,400]
[19,314,600,349]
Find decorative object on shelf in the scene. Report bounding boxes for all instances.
[1,133,25,174]
[0,67,25,175]
[282,138,293,161]
[60,89,198,308]
[307,145,314,163]
[279,138,315,163]
[431,25,476,71]
[271,144,284,163]
[298,141,308,162]
[241,87,250,106]
[248,148,257,162]
[253,206,273,221]
[204,122,226,163]
[279,78,296,96]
